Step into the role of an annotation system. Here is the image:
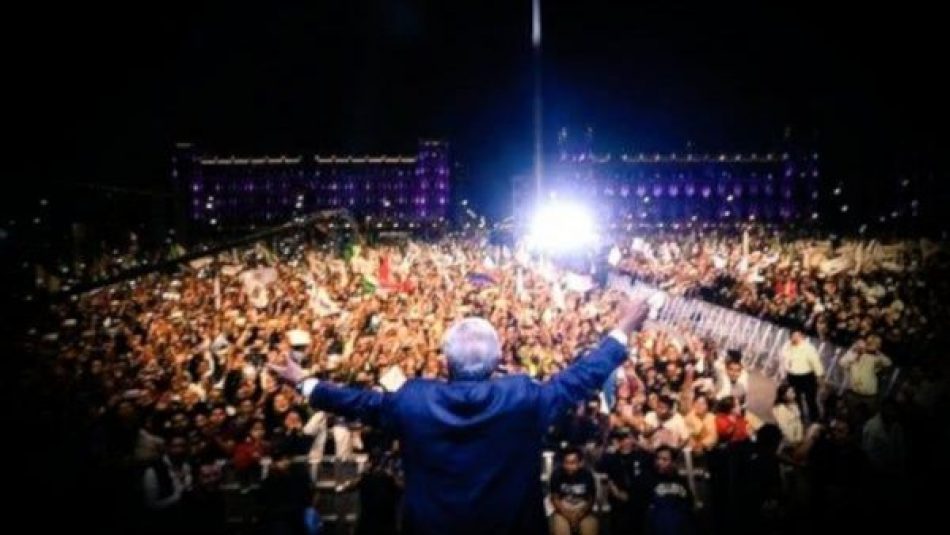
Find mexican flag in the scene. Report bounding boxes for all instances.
[360,274,381,296]
[343,242,361,263]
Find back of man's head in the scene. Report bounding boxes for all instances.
[442,317,501,381]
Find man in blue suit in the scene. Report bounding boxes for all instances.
[271,300,649,535]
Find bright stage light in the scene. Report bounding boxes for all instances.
[526,201,597,252]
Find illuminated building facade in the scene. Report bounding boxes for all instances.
[514,128,820,224]
[172,140,450,232]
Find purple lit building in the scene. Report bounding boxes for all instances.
[171,140,451,232]
[514,129,820,224]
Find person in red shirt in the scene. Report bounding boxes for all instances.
[784,277,798,300]
[774,275,798,300]
[714,396,750,444]
[232,419,271,479]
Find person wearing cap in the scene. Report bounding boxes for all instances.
[598,427,655,535]
[271,299,650,535]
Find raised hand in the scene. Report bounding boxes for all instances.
[268,355,307,385]
[616,299,650,336]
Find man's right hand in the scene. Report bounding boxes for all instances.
[617,299,650,335]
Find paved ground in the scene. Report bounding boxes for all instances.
[746,370,779,423]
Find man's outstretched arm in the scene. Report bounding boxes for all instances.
[539,299,649,426]
[271,361,390,428]
[307,380,389,427]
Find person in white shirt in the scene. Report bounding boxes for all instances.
[771,382,823,463]
[644,395,689,449]
[714,351,749,406]
[772,383,803,445]
[780,330,823,423]
[839,336,892,403]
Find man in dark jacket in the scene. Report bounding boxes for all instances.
[645,446,696,535]
[272,299,648,535]
[598,427,655,535]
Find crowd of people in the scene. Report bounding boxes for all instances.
[17,224,948,534]
[614,226,948,366]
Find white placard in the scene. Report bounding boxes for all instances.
[379,366,408,392]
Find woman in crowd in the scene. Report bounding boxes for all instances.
[683,393,717,457]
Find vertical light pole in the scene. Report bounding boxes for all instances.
[532,0,543,202]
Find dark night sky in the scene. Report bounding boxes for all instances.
[5,1,945,222]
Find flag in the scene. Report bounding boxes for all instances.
[515,246,530,267]
[608,245,621,267]
[432,254,454,290]
[563,272,594,293]
[646,291,668,320]
[248,284,269,309]
[379,255,392,287]
[238,267,276,309]
[307,279,340,317]
[537,258,557,282]
[343,242,360,262]
[516,268,527,302]
[220,265,242,277]
[375,254,413,292]
[551,280,566,309]
[255,243,277,265]
[440,269,454,291]
[241,267,278,285]
[360,274,379,295]
[350,255,372,276]
[189,257,213,270]
[398,251,414,276]
[466,272,496,286]
[737,256,749,274]
[287,329,312,347]
[483,255,496,269]
[379,365,408,392]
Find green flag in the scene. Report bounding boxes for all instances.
[360,274,377,295]
[344,243,361,263]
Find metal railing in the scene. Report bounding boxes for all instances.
[608,273,900,395]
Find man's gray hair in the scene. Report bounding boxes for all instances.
[442,317,501,380]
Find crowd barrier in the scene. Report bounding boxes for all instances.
[607,273,900,395]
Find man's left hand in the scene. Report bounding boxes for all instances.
[268,356,307,384]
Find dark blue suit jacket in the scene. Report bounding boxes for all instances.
[309,335,628,535]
